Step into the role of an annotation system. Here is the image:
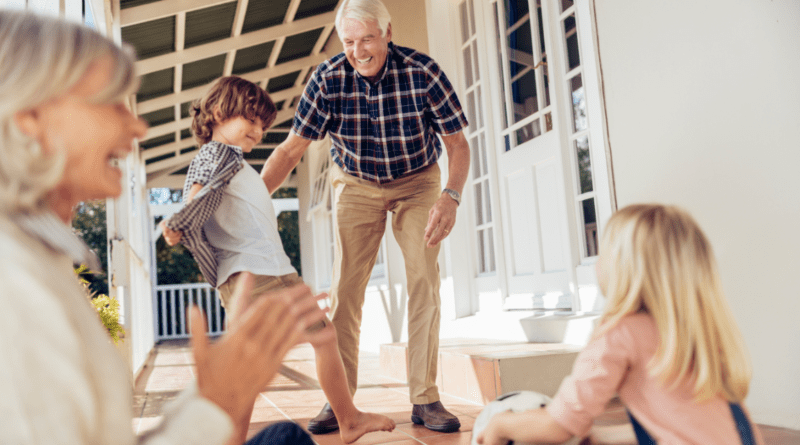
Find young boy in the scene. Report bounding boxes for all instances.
[161,76,395,444]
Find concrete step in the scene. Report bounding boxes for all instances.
[380,338,583,404]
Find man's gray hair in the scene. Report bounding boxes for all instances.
[335,0,392,37]
[0,10,138,214]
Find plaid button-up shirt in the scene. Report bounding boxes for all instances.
[293,42,469,184]
[165,141,244,287]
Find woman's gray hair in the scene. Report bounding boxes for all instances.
[0,10,138,214]
[335,0,392,37]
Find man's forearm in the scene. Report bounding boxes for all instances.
[261,132,311,194]
[441,132,471,195]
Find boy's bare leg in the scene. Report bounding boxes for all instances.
[312,325,395,443]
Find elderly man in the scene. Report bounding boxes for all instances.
[260,0,470,434]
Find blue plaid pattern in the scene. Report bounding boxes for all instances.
[293,43,468,183]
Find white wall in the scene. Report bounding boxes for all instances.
[593,0,800,428]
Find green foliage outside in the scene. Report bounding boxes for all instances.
[75,265,125,344]
[72,201,108,296]
[273,187,301,276]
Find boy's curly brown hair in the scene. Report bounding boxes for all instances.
[191,76,277,145]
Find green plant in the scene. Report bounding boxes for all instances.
[75,265,125,344]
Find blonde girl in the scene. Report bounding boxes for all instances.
[476,204,762,445]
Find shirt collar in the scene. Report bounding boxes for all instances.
[11,211,101,271]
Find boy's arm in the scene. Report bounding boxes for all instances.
[476,408,573,445]
[161,183,204,246]
[261,131,313,194]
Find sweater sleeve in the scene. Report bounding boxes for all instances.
[139,382,233,445]
[546,321,635,436]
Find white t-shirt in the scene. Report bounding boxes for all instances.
[203,162,296,287]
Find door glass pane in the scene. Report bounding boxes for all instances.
[466,90,477,133]
[460,1,470,43]
[504,0,529,27]
[535,2,551,108]
[463,46,474,87]
[468,0,476,35]
[480,133,488,175]
[512,70,538,122]
[494,4,509,131]
[564,14,580,71]
[471,135,481,179]
[478,230,486,273]
[575,136,593,193]
[473,43,480,82]
[484,179,492,223]
[580,198,598,257]
[513,118,541,146]
[560,0,574,13]
[476,85,483,128]
[487,227,496,272]
[475,182,484,225]
[570,74,587,132]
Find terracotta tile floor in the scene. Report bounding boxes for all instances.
[133,340,800,445]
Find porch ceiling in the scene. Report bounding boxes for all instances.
[120,0,342,189]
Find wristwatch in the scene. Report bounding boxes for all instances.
[442,188,461,206]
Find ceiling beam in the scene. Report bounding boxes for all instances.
[136,57,320,114]
[135,11,335,75]
[121,0,235,26]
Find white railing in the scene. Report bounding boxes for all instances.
[153,283,226,340]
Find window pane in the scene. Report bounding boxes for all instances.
[463,46,474,87]
[514,118,541,146]
[480,133,489,176]
[580,198,598,257]
[469,0,477,35]
[488,227,496,272]
[575,136,593,193]
[570,74,587,132]
[460,1,470,43]
[564,14,580,71]
[484,179,492,223]
[560,0,574,13]
[478,230,486,273]
[471,135,481,179]
[511,70,538,122]
[504,0,529,27]
[467,91,477,134]
[475,182,484,225]
[494,4,509,130]
[473,43,480,82]
[476,84,484,129]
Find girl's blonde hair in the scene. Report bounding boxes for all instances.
[336,0,392,37]
[597,204,751,402]
[190,76,277,145]
[0,10,138,214]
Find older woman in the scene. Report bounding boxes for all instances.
[0,10,328,445]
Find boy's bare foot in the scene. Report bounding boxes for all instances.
[339,411,396,444]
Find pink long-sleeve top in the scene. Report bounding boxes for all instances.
[546,313,764,445]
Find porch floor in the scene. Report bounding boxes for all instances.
[133,339,800,445]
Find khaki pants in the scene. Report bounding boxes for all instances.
[219,272,327,332]
[330,163,442,404]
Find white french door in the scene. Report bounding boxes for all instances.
[490,0,573,309]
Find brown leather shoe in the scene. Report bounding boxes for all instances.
[411,401,461,433]
[307,403,339,434]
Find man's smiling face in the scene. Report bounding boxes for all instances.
[340,17,392,83]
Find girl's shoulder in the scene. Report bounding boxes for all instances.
[599,313,659,353]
